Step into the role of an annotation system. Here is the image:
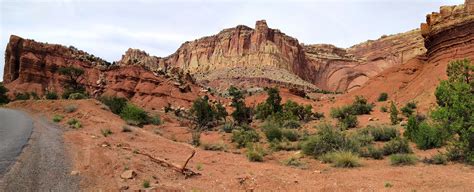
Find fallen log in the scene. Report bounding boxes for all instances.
[121,147,200,178]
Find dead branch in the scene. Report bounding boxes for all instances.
[121,147,200,178]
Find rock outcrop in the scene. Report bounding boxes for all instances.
[3,35,202,109]
[421,0,474,64]
[159,20,426,92]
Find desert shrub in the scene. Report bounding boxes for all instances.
[282,129,299,142]
[282,157,304,168]
[191,130,201,146]
[400,102,416,117]
[330,106,359,129]
[350,133,374,147]
[283,119,301,129]
[390,102,399,125]
[389,154,417,166]
[283,100,315,122]
[413,123,447,150]
[404,115,419,141]
[382,137,412,155]
[269,139,300,151]
[142,180,150,188]
[340,114,358,129]
[380,106,387,112]
[423,153,447,165]
[52,115,64,122]
[15,92,30,100]
[148,115,161,125]
[0,82,9,104]
[377,92,388,102]
[231,127,260,148]
[68,92,87,100]
[360,125,399,141]
[246,143,265,162]
[120,103,149,126]
[64,104,78,113]
[222,122,234,133]
[322,151,361,168]
[100,96,127,114]
[350,96,374,115]
[360,145,383,159]
[263,121,282,142]
[67,118,82,129]
[202,143,227,151]
[122,125,132,132]
[45,91,58,100]
[255,102,272,120]
[301,123,359,157]
[101,128,113,137]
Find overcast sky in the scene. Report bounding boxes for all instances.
[0,0,464,79]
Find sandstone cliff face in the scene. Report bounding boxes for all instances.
[3,35,202,109]
[160,20,426,92]
[421,0,474,64]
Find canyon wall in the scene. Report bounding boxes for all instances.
[3,35,202,109]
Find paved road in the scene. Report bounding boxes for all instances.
[0,108,79,191]
[0,108,33,175]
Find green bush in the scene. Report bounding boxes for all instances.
[52,115,64,122]
[340,114,358,129]
[322,151,361,168]
[120,103,149,126]
[246,143,265,162]
[404,116,419,141]
[45,91,59,100]
[231,127,260,148]
[68,92,87,100]
[367,146,384,159]
[282,157,304,168]
[263,121,282,142]
[100,96,127,114]
[101,128,113,137]
[64,104,78,113]
[380,106,388,112]
[202,143,227,151]
[148,115,161,125]
[389,154,417,166]
[350,96,374,115]
[378,92,388,102]
[390,102,399,125]
[67,118,82,129]
[423,153,447,165]
[269,139,300,151]
[283,120,301,129]
[382,137,412,155]
[414,123,446,150]
[301,124,359,157]
[142,180,150,188]
[15,92,30,100]
[360,125,399,141]
[282,129,299,142]
[350,133,374,147]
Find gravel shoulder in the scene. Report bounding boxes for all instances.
[0,109,79,192]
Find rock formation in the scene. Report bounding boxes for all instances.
[421,0,474,64]
[3,35,202,109]
[3,0,472,100]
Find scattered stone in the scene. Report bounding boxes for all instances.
[70,171,80,175]
[119,185,129,190]
[120,170,136,179]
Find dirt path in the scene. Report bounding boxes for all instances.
[0,111,79,192]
